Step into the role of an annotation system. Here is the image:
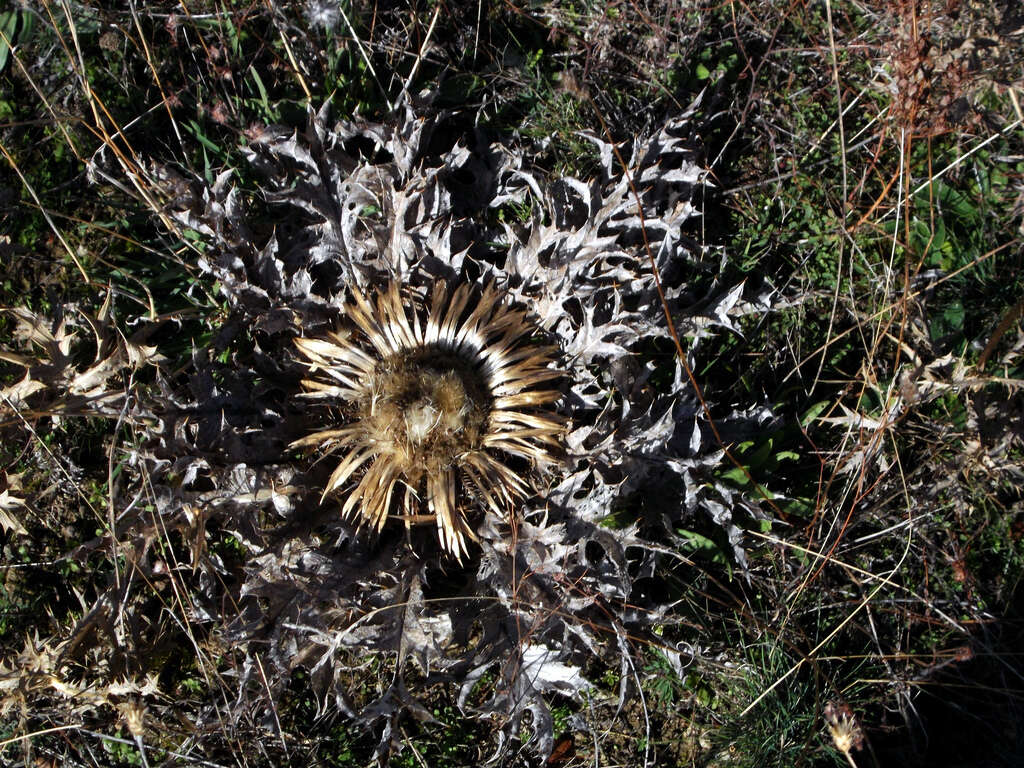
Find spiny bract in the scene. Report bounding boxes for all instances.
[291,280,564,558]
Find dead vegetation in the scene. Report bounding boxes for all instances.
[1,1,1023,767]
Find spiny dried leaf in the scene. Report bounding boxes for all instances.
[63,97,781,763]
[0,488,28,536]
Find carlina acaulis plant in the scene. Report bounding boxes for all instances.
[291,279,565,559]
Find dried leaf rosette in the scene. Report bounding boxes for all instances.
[291,280,563,558]
[66,101,779,762]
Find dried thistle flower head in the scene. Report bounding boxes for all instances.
[824,700,864,764]
[292,280,564,558]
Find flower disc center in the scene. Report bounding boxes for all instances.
[365,349,490,467]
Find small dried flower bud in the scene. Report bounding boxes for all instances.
[121,700,146,739]
[954,645,973,662]
[824,700,864,757]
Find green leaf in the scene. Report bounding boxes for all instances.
[719,466,748,485]
[745,438,774,470]
[943,300,965,331]
[248,66,271,117]
[800,400,829,427]
[0,11,20,73]
[677,528,728,565]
